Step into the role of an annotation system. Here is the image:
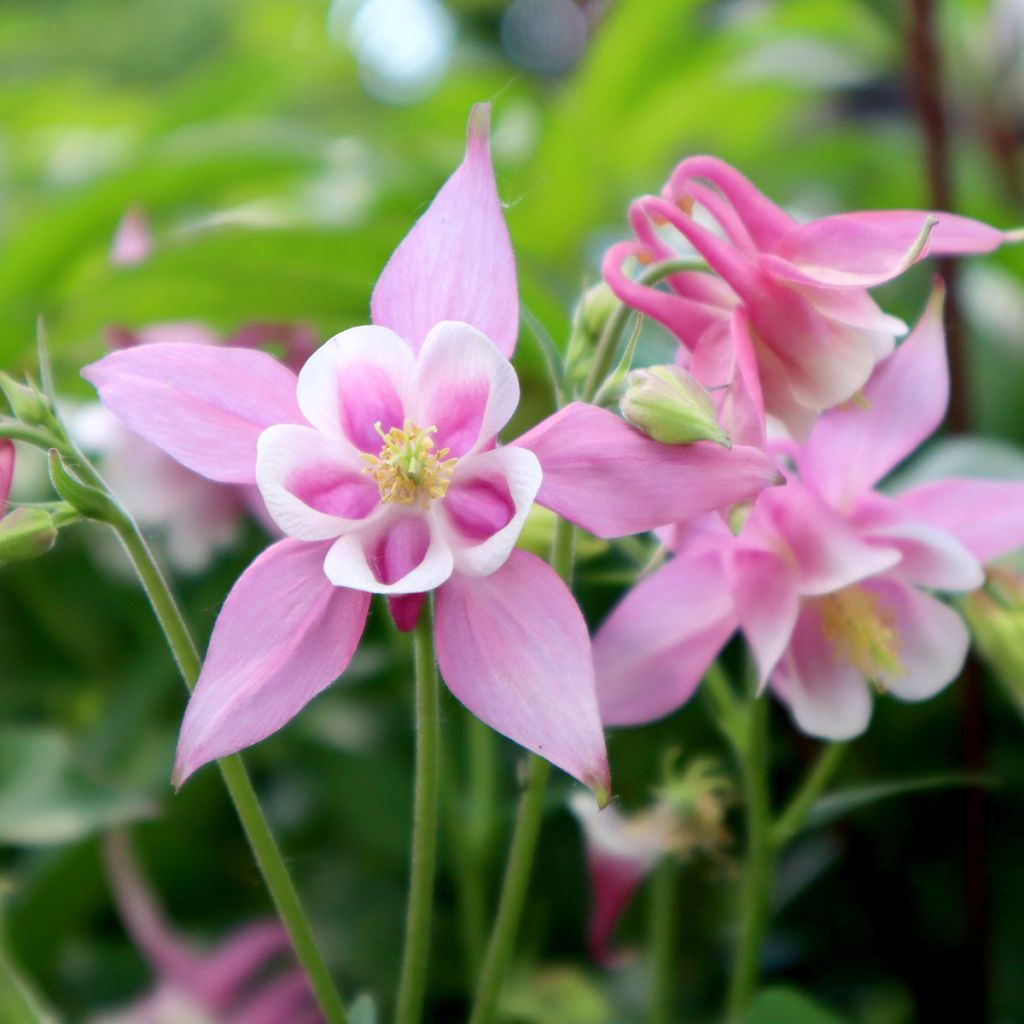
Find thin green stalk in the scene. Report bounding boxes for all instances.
[726,694,773,1020]
[773,743,848,848]
[110,518,350,1024]
[394,600,441,1024]
[649,856,678,1024]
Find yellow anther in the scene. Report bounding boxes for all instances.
[818,585,902,690]
[362,420,457,509]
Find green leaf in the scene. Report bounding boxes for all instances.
[742,987,850,1024]
[0,953,55,1024]
[0,727,154,846]
[805,772,996,832]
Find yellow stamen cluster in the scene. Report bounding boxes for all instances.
[818,585,903,692]
[362,420,457,509]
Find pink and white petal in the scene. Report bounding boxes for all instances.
[174,539,370,783]
[666,156,796,251]
[442,446,542,577]
[896,478,1024,564]
[859,519,983,592]
[0,440,13,516]
[256,424,379,541]
[731,548,800,688]
[594,552,737,726]
[514,403,778,538]
[83,344,303,484]
[295,325,416,451]
[771,210,1005,288]
[749,479,900,595]
[371,103,518,357]
[770,604,874,740]
[323,511,454,594]
[796,283,907,337]
[435,550,610,800]
[864,579,970,701]
[798,283,948,506]
[414,321,520,457]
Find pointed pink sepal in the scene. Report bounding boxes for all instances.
[371,103,518,357]
[434,551,610,801]
[174,538,370,783]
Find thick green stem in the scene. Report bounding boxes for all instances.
[726,694,773,1020]
[773,743,847,848]
[649,857,678,1024]
[110,518,349,1024]
[394,601,441,1024]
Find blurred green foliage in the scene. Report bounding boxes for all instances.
[2,0,1024,1021]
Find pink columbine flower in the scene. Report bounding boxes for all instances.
[595,282,1024,739]
[604,156,1014,435]
[84,105,778,798]
[95,834,319,1024]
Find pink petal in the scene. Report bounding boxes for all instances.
[256,424,380,541]
[594,552,736,725]
[731,548,799,687]
[295,325,416,451]
[863,579,969,702]
[414,320,520,457]
[798,284,948,506]
[199,922,291,1009]
[434,551,610,800]
[110,206,152,266]
[0,440,13,517]
[174,539,370,783]
[371,103,518,357]
[83,344,302,484]
[770,603,873,741]
[772,210,1007,287]
[323,511,454,594]
[896,478,1024,564]
[441,446,541,578]
[227,971,314,1024]
[388,592,427,633]
[514,403,778,538]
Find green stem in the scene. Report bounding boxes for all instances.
[726,694,773,1021]
[581,258,695,403]
[649,857,678,1024]
[394,600,441,1024]
[467,755,551,1024]
[109,518,349,1024]
[773,743,848,848]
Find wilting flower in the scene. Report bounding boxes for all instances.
[94,833,319,1024]
[596,283,1024,739]
[85,105,777,797]
[604,156,1013,434]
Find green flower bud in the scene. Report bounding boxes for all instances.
[0,508,57,562]
[566,283,619,383]
[961,569,1024,716]
[47,450,117,522]
[620,365,730,447]
[0,373,55,430]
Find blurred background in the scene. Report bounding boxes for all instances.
[2,1,1024,1021]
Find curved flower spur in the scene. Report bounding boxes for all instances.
[84,105,778,800]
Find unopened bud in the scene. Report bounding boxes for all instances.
[47,450,116,522]
[620,365,730,447]
[961,570,1024,715]
[0,508,57,562]
[566,283,620,382]
[0,374,53,429]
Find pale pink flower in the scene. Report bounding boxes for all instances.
[94,834,319,1024]
[604,157,1012,434]
[0,439,13,518]
[595,283,1024,739]
[84,106,779,797]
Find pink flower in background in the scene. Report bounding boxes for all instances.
[84,104,778,798]
[0,440,13,518]
[605,156,1013,435]
[596,283,1024,739]
[95,834,320,1024]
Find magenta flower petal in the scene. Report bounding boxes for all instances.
[199,922,291,1009]
[295,325,416,450]
[799,283,948,506]
[770,603,874,741]
[896,478,1024,564]
[414,321,520,456]
[371,103,518,357]
[228,971,316,1024]
[0,440,13,517]
[594,552,736,726]
[514,402,777,538]
[731,548,800,687]
[434,550,610,800]
[863,578,969,702]
[83,344,302,483]
[174,538,370,783]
